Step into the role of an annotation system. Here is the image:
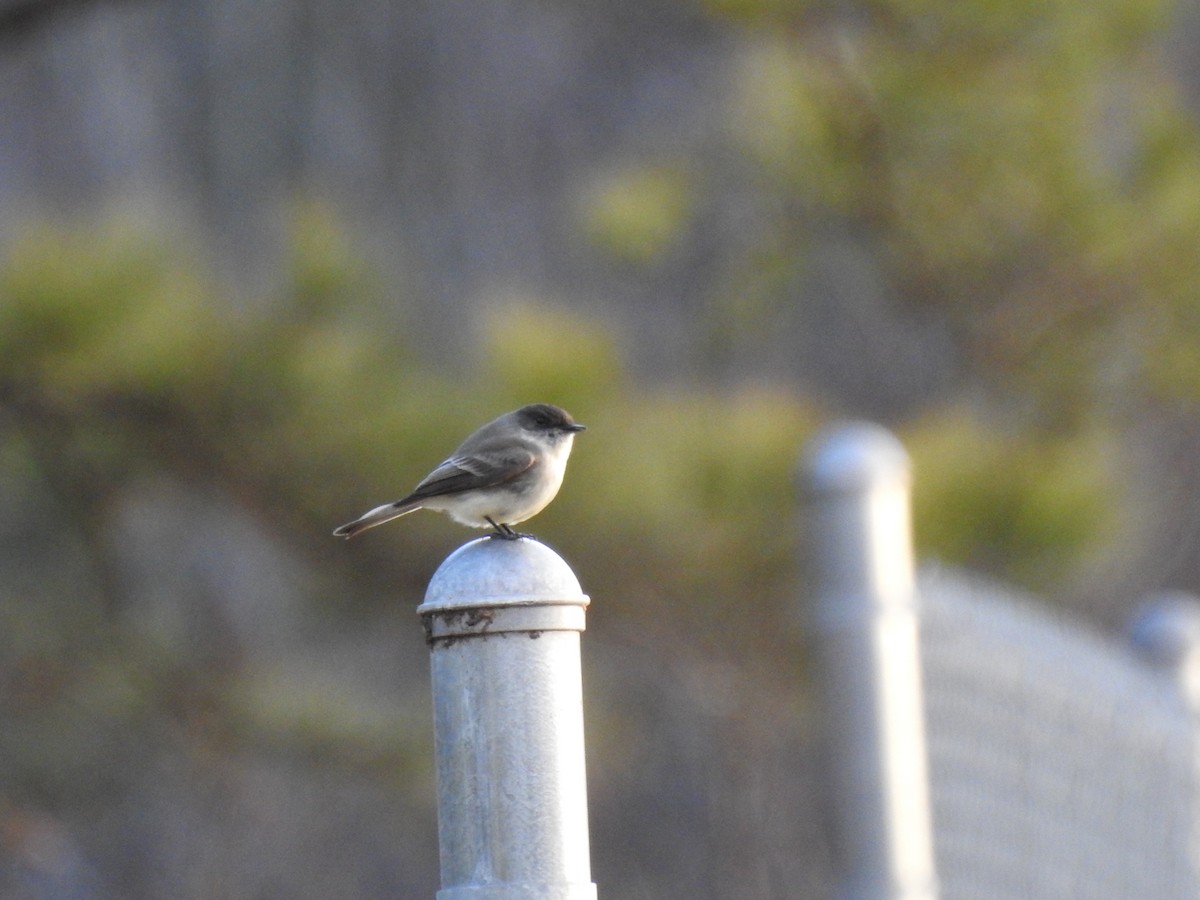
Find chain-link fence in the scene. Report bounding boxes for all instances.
[920,567,1200,900]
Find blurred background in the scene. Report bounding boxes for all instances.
[2,0,1200,896]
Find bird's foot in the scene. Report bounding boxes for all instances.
[485,518,536,541]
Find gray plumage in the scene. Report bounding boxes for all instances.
[333,403,585,539]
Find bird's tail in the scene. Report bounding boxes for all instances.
[333,501,420,539]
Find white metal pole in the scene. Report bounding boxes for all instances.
[802,423,938,900]
[1129,592,1200,890]
[1129,592,1200,713]
[418,537,597,900]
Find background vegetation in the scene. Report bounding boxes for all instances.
[2,0,1200,896]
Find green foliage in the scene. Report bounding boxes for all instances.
[0,223,223,400]
[710,0,1200,426]
[553,388,816,636]
[729,36,864,210]
[578,164,695,264]
[285,199,377,319]
[905,412,1120,589]
[479,300,626,408]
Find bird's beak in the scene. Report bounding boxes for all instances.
[567,423,587,432]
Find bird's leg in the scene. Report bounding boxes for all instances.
[486,517,517,540]
[485,517,531,541]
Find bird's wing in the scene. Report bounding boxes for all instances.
[399,449,537,504]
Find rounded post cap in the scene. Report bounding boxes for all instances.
[802,421,911,495]
[1128,591,1200,668]
[419,537,588,614]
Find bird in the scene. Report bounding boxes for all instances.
[333,403,586,540]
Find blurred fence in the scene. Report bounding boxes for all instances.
[919,568,1200,900]
[805,423,1200,900]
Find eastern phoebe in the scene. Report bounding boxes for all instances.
[333,403,586,540]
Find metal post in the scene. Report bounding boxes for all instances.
[1129,592,1200,889]
[1129,592,1200,714]
[418,537,597,900]
[802,423,938,900]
